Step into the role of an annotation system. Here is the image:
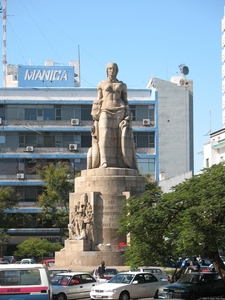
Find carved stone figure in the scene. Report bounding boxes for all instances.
[68,205,79,239]
[68,193,93,240]
[87,62,138,169]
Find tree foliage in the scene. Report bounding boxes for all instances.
[119,163,225,281]
[14,238,63,258]
[0,187,19,245]
[37,162,74,236]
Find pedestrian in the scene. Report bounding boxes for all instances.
[181,258,189,269]
[10,256,16,263]
[96,261,106,279]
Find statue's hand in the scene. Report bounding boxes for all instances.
[119,119,129,129]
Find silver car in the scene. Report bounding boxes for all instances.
[51,272,102,300]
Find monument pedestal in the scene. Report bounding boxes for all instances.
[55,168,145,268]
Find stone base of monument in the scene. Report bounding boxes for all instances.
[55,168,145,268]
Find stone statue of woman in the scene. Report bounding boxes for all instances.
[87,62,138,170]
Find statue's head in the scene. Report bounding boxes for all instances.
[106,62,118,77]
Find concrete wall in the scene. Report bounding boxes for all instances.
[154,78,194,179]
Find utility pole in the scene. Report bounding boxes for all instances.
[2,0,6,87]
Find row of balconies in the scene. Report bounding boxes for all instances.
[0,118,155,127]
[0,145,83,153]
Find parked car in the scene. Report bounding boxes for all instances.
[90,271,168,300]
[20,258,37,264]
[40,259,55,268]
[48,268,72,278]
[158,272,225,300]
[51,271,102,300]
[135,267,168,282]
[92,267,119,281]
[171,265,214,283]
[199,258,211,266]
[0,257,9,264]
[0,260,8,264]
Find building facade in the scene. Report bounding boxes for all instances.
[0,61,193,252]
[201,9,225,170]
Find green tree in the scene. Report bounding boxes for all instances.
[37,162,74,236]
[14,238,63,258]
[0,187,19,249]
[119,163,225,281]
[118,180,164,267]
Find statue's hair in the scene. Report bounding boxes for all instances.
[106,62,118,76]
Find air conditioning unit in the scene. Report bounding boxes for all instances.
[143,119,151,126]
[25,146,34,152]
[71,119,80,126]
[17,173,24,179]
[69,144,77,151]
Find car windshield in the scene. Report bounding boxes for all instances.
[177,274,200,284]
[51,275,72,285]
[108,273,134,284]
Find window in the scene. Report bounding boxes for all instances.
[0,269,41,286]
[130,105,155,122]
[43,132,55,147]
[148,105,155,122]
[81,132,92,147]
[80,273,95,283]
[138,158,155,176]
[15,186,44,203]
[71,275,81,285]
[130,105,136,121]
[144,273,158,283]
[44,108,55,120]
[25,108,36,120]
[134,274,145,284]
[0,104,5,119]
[134,132,155,148]
[81,105,92,120]
[55,105,61,121]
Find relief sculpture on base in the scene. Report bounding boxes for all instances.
[68,193,93,241]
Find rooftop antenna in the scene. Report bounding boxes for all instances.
[203,111,212,136]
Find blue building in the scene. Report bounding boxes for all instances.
[0,61,193,251]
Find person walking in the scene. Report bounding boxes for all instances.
[96,261,106,279]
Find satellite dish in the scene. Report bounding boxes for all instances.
[182,66,189,75]
[179,64,189,75]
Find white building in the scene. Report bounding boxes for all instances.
[202,9,225,169]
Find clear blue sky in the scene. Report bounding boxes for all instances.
[3,0,225,174]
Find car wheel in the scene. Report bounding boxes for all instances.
[119,291,130,300]
[187,291,197,300]
[56,293,67,300]
[154,289,159,299]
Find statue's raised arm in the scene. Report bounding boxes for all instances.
[87,62,138,170]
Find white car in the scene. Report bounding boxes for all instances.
[20,258,37,264]
[90,271,168,300]
[51,271,102,300]
[135,267,168,282]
